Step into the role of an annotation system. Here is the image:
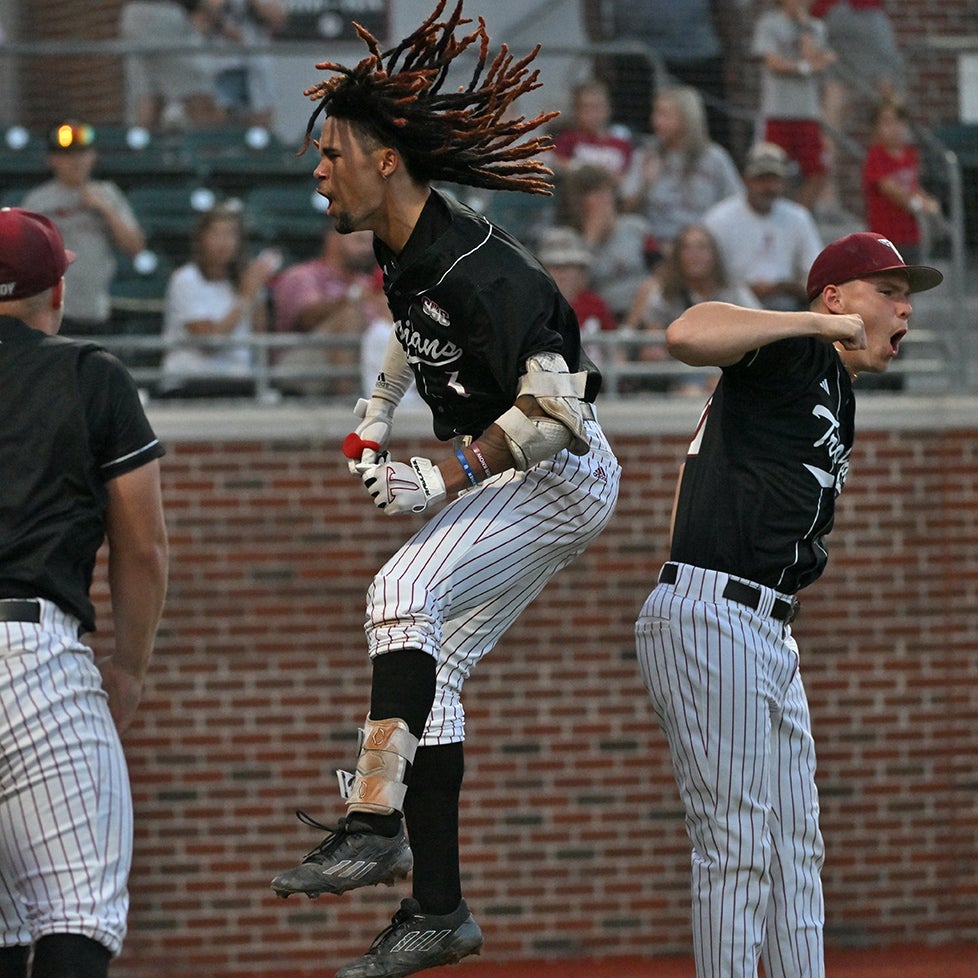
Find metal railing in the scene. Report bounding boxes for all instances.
[4,33,975,393]
[93,326,953,405]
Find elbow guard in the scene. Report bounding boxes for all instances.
[495,352,592,470]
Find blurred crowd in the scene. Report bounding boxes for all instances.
[5,0,948,400]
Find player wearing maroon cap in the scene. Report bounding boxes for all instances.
[635,233,941,978]
[0,207,168,978]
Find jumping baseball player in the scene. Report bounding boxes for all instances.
[635,233,942,978]
[268,4,620,976]
[0,207,168,978]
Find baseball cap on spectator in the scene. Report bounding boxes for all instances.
[537,226,592,267]
[0,207,76,300]
[47,119,96,152]
[744,141,790,179]
[806,232,943,302]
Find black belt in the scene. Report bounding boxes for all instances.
[0,599,41,624]
[658,563,799,624]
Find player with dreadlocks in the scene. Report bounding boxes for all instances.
[270,3,620,976]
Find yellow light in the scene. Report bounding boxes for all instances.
[56,124,74,149]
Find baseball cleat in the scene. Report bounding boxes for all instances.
[270,813,413,898]
[334,898,483,978]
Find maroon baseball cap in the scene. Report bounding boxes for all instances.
[806,232,943,302]
[0,207,76,300]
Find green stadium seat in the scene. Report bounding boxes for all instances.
[244,183,329,248]
[128,183,220,240]
[93,124,193,186]
[0,127,48,198]
[109,249,173,370]
[183,125,311,184]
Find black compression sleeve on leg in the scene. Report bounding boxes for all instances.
[0,946,29,978]
[369,648,436,740]
[403,741,464,915]
[32,934,110,978]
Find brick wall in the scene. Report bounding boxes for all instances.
[84,404,978,977]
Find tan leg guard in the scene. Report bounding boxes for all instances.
[347,715,419,816]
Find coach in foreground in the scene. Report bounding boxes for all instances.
[635,232,942,978]
[0,207,168,977]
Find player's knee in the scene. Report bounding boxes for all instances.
[370,648,436,738]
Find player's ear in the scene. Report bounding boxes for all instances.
[50,278,65,310]
[378,147,399,181]
[819,284,845,313]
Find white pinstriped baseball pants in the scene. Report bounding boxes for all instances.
[365,418,620,746]
[635,563,825,978]
[0,601,131,956]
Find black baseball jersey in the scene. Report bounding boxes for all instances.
[374,189,596,441]
[0,316,165,631]
[670,334,854,594]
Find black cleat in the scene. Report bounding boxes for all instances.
[270,812,412,898]
[335,898,483,978]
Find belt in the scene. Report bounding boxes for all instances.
[658,563,799,624]
[0,599,41,624]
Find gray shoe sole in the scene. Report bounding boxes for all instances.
[334,917,483,978]
[271,841,413,898]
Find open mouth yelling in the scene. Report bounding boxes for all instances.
[890,328,907,357]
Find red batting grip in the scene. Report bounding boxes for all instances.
[342,432,382,459]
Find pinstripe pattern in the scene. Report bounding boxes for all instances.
[0,601,131,955]
[366,419,620,746]
[635,564,824,978]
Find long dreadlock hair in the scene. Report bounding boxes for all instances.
[300,0,558,196]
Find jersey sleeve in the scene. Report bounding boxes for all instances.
[724,335,828,397]
[79,348,165,480]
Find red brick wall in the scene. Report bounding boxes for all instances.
[86,408,977,977]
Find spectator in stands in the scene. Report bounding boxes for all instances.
[20,120,146,335]
[620,85,743,250]
[159,201,280,397]
[703,141,824,311]
[550,79,635,184]
[814,0,907,219]
[751,0,836,211]
[271,226,392,397]
[814,0,905,104]
[119,0,224,129]
[622,222,761,395]
[581,0,740,153]
[862,99,942,265]
[535,225,617,370]
[560,164,661,323]
[196,0,287,129]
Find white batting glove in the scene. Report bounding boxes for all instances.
[342,396,396,474]
[361,457,447,515]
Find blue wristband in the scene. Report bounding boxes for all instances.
[455,449,479,487]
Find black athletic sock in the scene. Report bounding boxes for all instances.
[32,934,110,978]
[0,946,29,978]
[403,741,464,915]
[349,649,437,836]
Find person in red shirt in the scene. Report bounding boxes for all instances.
[551,79,634,184]
[862,99,941,263]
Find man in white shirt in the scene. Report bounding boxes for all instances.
[703,142,824,311]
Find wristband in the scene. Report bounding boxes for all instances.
[470,442,493,479]
[455,449,479,487]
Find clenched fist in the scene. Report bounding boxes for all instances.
[361,457,447,515]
